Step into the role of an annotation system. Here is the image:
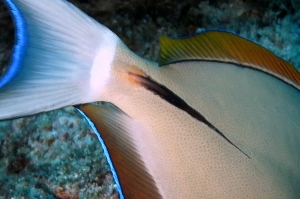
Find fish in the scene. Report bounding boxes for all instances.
[1,0,300,198]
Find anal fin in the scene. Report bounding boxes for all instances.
[77,102,162,199]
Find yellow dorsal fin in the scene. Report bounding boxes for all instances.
[78,103,162,199]
[159,31,300,89]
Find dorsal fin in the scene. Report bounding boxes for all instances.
[77,103,163,199]
[159,31,300,89]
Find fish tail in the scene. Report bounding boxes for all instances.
[0,0,121,120]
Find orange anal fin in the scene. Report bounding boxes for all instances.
[77,103,162,199]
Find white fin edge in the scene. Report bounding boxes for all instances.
[0,0,120,120]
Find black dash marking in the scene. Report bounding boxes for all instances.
[130,73,250,158]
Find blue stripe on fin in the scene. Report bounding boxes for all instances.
[1,0,27,87]
[76,108,125,199]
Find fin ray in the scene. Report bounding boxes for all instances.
[77,103,163,199]
[0,0,119,120]
[159,31,300,89]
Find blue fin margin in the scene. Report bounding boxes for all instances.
[77,108,124,199]
[1,0,27,87]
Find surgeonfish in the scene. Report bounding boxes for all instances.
[1,0,300,198]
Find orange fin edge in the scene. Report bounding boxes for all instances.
[159,31,300,89]
[77,103,163,199]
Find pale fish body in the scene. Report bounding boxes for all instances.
[1,0,300,198]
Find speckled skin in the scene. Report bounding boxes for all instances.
[98,43,300,198]
[0,0,299,198]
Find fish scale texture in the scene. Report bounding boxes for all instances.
[0,0,300,198]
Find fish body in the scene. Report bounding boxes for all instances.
[1,0,300,198]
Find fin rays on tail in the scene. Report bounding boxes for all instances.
[2,0,300,198]
[0,0,26,88]
[0,0,119,120]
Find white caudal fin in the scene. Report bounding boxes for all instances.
[0,0,121,120]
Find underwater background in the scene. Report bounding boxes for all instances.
[0,0,299,198]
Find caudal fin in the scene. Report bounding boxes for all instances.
[0,0,120,120]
